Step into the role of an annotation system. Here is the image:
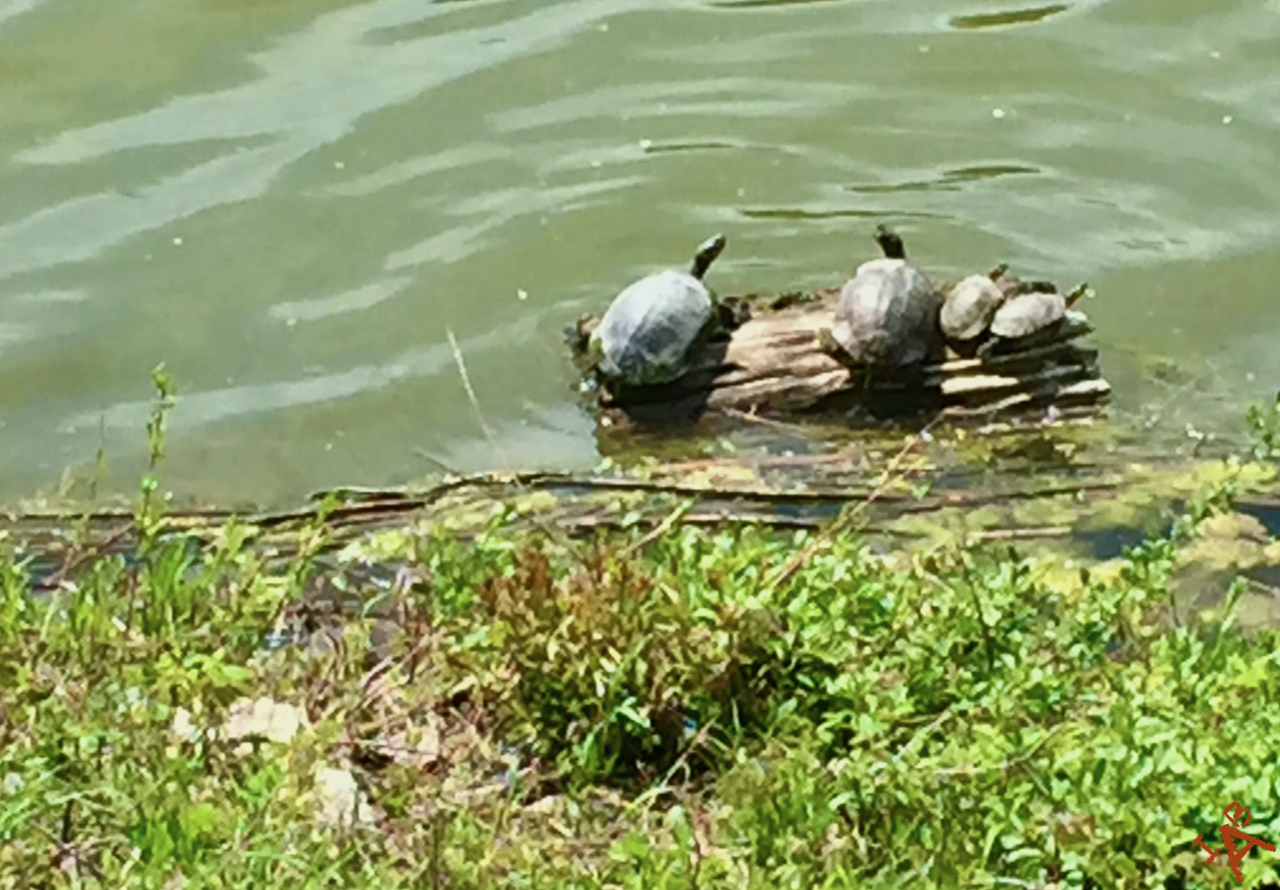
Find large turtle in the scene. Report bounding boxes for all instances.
[589,234,729,387]
[940,264,1010,344]
[818,226,944,371]
[977,281,1090,357]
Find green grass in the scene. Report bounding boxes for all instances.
[1,484,1278,889]
[2,375,1279,888]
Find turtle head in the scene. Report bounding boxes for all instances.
[1017,280,1059,295]
[1064,282,1089,308]
[874,225,907,260]
[572,313,601,356]
[690,233,727,280]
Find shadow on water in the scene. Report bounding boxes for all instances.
[846,165,1042,196]
[642,140,739,155]
[596,341,732,428]
[739,207,949,221]
[708,0,845,8]
[1073,490,1280,562]
[948,4,1070,30]
[1074,521,1170,561]
[1236,495,1280,538]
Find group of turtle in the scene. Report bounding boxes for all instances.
[586,227,1088,390]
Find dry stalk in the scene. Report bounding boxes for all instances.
[761,418,939,594]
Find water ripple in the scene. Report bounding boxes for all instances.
[59,307,547,435]
[0,0,1279,501]
[3,0,642,281]
[268,276,415,324]
[949,4,1069,30]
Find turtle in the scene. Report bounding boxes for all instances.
[977,281,1090,357]
[588,234,729,387]
[818,225,944,372]
[939,263,1010,343]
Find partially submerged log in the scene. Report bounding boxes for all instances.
[574,288,1111,429]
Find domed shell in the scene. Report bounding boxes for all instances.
[941,274,1006,341]
[831,258,942,367]
[592,271,713,385]
[590,235,726,386]
[989,290,1066,339]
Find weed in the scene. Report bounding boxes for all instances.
[1,390,1279,888]
[1246,391,1280,461]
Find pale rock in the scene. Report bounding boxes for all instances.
[222,697,308,744]
[313,765,375,829]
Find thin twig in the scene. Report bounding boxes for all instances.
[446,328,503,464]
[762,418,939,594]
[960,560,998,671]
[892,708,953,764]
[623,501,695,556]
[444,328,577,549]
[920,567,995,672]
[412,449,461,475]
[43,524,138,590]
[563,512,823,535]
[625,720,719,814]
[720,407,808,432]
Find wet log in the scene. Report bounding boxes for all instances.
[579,288,1111,428]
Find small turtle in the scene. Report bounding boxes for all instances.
[977,281,1089,357]
[589,234,729,387]
[939,263,1010,343]
[819,226,944,371]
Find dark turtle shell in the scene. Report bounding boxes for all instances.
[827,227,943,368]
[591,235,726,386]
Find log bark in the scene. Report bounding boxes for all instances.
[581,289,1111,428]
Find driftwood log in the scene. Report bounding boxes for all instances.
[574,287,1111,429]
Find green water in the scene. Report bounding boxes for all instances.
[0,0,1278,505]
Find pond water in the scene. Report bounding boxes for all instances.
[0,0,1278,506]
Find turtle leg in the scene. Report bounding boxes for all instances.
[568,314,600,357]
[817,328,860,370]
[975,337,1001,360]
[1018,280,1059,295]
[716,297,751,332]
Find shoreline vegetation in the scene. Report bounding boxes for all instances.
[2,371,1280,888]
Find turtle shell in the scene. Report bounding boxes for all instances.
[940,274,1006,341]
[591,270,716,386]
[988,290,1067,339]
[830,258,942,367]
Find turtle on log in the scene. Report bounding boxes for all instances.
[977,281,1090,358]
[818,226,945,374]
[587,234,740,388]
[939,264,1009,346]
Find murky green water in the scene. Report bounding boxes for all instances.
[1,0,1278,505]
